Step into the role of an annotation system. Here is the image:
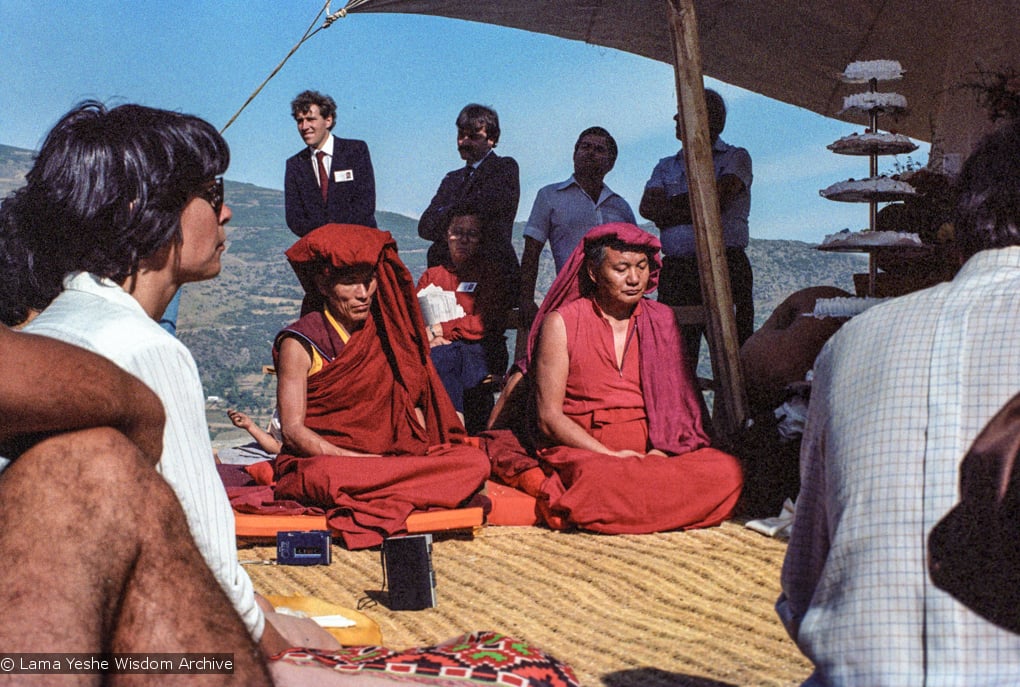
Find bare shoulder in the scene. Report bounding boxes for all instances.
[277,334,313,372]
[541,310,566,334]
[536,311,568,359]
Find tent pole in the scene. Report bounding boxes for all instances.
[665,0,748,436]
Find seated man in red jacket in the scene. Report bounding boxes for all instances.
[273,224,491,549]
[417,207,513,433]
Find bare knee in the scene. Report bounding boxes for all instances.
[5,427,173,508]
[6,426,144,477]
[0,427,182,566]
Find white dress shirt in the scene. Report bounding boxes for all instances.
[523,175,636,273]
[24,272,264,640]
[309,134,334,186]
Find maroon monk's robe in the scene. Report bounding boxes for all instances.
[486,222,742,534]
[531,298,743,534]
[272,224,490,549]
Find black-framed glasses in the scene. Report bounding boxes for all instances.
[199,177,225,216]
[447,230,481,243]
[457,128,489,142]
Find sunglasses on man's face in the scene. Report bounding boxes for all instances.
[198,177,225,217]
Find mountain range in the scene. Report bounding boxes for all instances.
[0,144,865,418]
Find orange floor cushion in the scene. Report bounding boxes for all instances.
[235,512,328,544]
[233,478,537,544]
[234,508,484,545]
[485,480,539,526]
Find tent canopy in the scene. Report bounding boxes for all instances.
[342,0,1019,432]
[346,0,1020,158]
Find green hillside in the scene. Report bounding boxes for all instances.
[0,144,34,199]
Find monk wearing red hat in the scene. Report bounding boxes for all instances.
[487,223,743,533]
[273,224,490,549]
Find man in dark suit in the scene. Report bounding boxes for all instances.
[418,104,520,292]
[285,90,377,237]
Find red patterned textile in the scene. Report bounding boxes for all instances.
[272,631,581,687]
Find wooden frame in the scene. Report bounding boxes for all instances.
[666,0,748,435]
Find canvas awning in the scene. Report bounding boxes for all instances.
[345,0,1020,159]
[337,0,1019,434]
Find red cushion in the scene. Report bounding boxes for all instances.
[485,480,539,526]
[243,460,276,486]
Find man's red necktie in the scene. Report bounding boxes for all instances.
[316,150,329,203]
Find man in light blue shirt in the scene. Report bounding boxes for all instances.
[640,90,753,366]
[519,126,635,327]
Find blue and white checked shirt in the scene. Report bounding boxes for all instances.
[778,247,1020,686]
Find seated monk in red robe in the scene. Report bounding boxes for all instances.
[273,224,490,549]
[485,223,743,533]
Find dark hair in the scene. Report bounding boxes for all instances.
[580,236,657,296]
[705,89,727,137]
[954,119,1020,260]
[291,90,337,130]
[446,201,483,225]
[575,126,618,164]
[456,104,500,145]
[0,101,229,326]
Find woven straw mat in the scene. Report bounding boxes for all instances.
[240,520,812,687]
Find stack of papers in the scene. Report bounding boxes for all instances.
[273,606,357,628]
[418,284,465,325]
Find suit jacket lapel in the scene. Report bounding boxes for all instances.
[463,151,494,191]
[474,151,498,175]
[330,139,346,174]
[297,148,320,189]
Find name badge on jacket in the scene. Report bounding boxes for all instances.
[334,169,354,182]
[457,282,477,293]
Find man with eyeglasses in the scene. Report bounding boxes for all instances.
[518,127,636,331]
[285,89,377,237]
[418,104,521,294]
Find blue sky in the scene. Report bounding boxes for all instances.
[2,0,927,244]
